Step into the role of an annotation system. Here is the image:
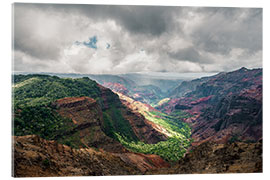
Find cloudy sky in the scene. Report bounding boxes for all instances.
[13,3,262,74]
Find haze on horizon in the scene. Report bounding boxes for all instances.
[13,3,262,75]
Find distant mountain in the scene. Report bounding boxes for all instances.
[12,68,262,176]
[157,67,262,145]
[88,74,136,89]
[169,75,217,98]
[120,73,183,93]
[86,73,183,104]
[83,75,177,105]
[186,67,262,102]
[16,72,221,106]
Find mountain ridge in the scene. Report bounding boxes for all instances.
[156,67,262,145]
[12,67,263,176]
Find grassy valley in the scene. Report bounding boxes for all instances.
[116,92,192,161]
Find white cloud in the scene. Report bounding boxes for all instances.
[13,4,262,74]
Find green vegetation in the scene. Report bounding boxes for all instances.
[115,109,192,161]
[117,134,190,161]
[13,75,102,146]
[57,131,86,149]
[13,74,192,162]
[13,74,138,147]
[13,75,101,107]
[42,158,51,168]
[13,105,75,139]
[254,71,262,77]
[228,135,240,143]
[155,98,170,107]
[102,105,138,141]
[169,110,192,120]
[145,110,191,138]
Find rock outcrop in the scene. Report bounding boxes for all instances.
[115,153,170,173]
[53,94,168,150]
[13,135,140,177]
[158,68,262,145]
[103,82,129,95]
[13,135,170,177]
[120,108,168,144]
[53,96,126,152]
[192,86,262,145]
[116,92,169,142]
[149,140,262,174]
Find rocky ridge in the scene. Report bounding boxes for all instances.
[13,135,171,177]
[157,68,262,145]
[149,140,262,174]
[117,92,172,138]
[53,96,127,152]
[13,135,134,177]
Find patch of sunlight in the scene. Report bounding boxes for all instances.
[13,77,39,88]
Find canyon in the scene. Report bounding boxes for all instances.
[12,67,262,176]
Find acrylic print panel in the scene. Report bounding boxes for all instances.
[12,3,262,177]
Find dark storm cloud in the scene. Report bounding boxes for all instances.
[13,3,262,73]
[168,47,212,64]
[14,37,61,60]
[13,3,181,63]
[25,3,180,36]
[13,4,64,60]
[104,6,179,36]
[190,7,262,55]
